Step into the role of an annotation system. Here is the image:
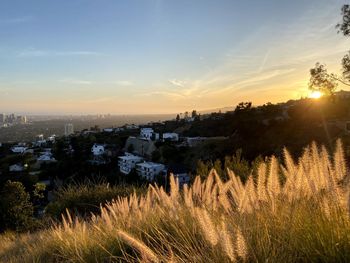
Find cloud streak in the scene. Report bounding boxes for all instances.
[60,79,92,85]
[0,16,34,25]
[17,49,103,58]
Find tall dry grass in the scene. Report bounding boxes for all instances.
[0,140,350,262]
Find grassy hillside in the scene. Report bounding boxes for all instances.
[0,140,350,262]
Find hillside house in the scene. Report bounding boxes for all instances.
[37,152,56,163]
[163,133,179,142]
[11,145,28,153]
[118,153,144,174]
[125,124,139,130]
[166,165,190,187]
[9,164,24,172]
[136,162,165,181]
[91,144,105,156]
[140,128,154,140]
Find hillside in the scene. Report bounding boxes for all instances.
[0,140,349,262]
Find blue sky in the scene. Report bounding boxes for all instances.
[0,0,349,114]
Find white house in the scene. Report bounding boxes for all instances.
[37,152,56,162]
[9,164,24,172]
[91,144,105,156]
[136,162,165,181]
[162,133,179,142]
[103,128,114,133]
[140,128,154,140]
[125,124,139,130]
[48,135,56,142]
[118,153,144,174]
[11,145,28,153]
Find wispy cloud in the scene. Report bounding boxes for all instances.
[0,16,34,25]
[60,79,92,85]
[169,79,186,88]
[17,49,103,58]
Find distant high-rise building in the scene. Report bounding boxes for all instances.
[64,123,74,136]
[0,113,5,123]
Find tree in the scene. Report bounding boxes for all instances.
[176,114,180,122]
[309,63,338,95]
[336,4,350,36]
[0,181,34,232]
[184,111,189,119]
[309,5,350,93]
[33,182,46,202]
[235,102,252,112]
[191,110,197,118]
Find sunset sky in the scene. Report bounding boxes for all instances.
[0,0,349,114]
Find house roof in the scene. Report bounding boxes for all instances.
[118,155,143,161]
[136,162,164,168]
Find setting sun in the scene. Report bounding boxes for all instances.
[309,91,323,99]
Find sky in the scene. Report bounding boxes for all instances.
[0,0,349,115]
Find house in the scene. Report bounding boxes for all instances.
[140,128,154,140]
[11,145,28,153]
[125,124,139,130]
[103,128,114,133]
[48,135,56,142]
[9,164,24,172]
[118,153,144,174]
[37,152,56,162]
[162,132,179,142]
[136,162,165,181]
[91,144,105,156]
[166,165,190,187]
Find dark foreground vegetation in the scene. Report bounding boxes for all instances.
[0,140,349,262]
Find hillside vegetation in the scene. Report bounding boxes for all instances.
[0,140,350,262]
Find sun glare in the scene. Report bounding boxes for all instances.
[309,91,323,99]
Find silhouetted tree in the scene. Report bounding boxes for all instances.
[235,102,252,112]
[309,63,338,95]
[309,4,350,93]
[191,110,197,118]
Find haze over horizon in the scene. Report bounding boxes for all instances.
[0,0,349,115]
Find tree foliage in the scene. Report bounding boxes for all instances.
[309,63,338,95]
[309,5,350,93]
[0,181,34,232]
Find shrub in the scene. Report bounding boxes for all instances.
[45,181,145,218]
[0,181,35,232]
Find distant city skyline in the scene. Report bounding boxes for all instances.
[0,0,349,114]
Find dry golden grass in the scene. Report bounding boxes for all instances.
[0,139,350,262]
